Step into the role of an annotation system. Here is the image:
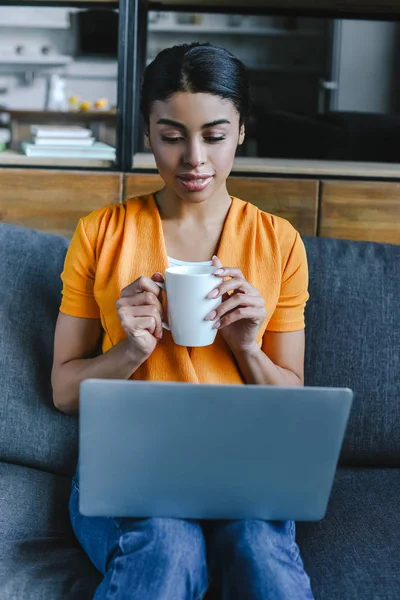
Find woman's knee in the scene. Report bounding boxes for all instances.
[70,483,206,577]
[118,517,207,569]
[210,519,295,560]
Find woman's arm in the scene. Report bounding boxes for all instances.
[52,273,165,416]
[232,330,305,386]
[208,256,306,387]
[51,313,146,416]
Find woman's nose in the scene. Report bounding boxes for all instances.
[183,139,206,167]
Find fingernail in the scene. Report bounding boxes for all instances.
[206,311,217,321]
[212,255,217,259]
[207,289,219,299]
[212,321,221,329]
[214,269,224,275]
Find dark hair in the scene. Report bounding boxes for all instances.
[140,42,252,129]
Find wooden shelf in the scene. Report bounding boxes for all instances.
[133,153,400,180]
[0,150,114,168]
[6,110,116,121]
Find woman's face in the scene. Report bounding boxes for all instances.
[147,92,245,203]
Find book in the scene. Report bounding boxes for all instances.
[22,141,116,160]
[32,136,95,147]
[30,125,93,139]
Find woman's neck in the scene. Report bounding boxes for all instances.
[154,186,232,226]
[154,185,233,263]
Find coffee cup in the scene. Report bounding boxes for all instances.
[156,265,221,347]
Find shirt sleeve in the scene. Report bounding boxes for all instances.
[266,229,309,332]
[59,217,101,319]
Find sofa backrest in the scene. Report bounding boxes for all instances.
[0,223,77,476]
[0,223,399,476]
[303,236,400,466]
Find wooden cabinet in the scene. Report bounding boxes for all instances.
[124,175,319,237]
[226,177,318,237]
[0,170,122,238]
[319,181,400,245]
[124,174,165,199]
[1,169,399,244]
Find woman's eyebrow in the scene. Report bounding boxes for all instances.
[156,118,231,130]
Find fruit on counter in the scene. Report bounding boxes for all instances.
[80,101,93,112]
[94,98,109,110]
[68,95,80,111]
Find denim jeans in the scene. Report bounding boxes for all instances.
[70,475,314,600]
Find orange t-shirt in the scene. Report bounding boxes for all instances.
[60,193,309,384]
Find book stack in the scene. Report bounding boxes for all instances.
[22,125,116,160]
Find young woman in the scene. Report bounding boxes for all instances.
[52,42,314,600]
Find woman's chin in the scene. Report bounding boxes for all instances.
[174,182,216,202]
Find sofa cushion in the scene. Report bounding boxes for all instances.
[0,461,100,599]
[303,236,400,466]
[0,223,77,476]
[1,223,399,474]
[2,464,399,600]
[297,467,400,599]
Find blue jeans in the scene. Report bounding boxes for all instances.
[70,475,314,600]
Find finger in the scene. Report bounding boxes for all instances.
[117,290,164,339]
[205,294,265,322]
[212,255,223,269]
[129,316,158,337]
[119,305,163,339]
[213,266,245,279]
[151,272,165,283]
[131,305,163,338]
[117,290,163,316]
[120,276,162,298]
[213,307,266,330]
[208,277,254,299]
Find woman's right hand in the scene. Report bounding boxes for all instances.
[116,273,164,360]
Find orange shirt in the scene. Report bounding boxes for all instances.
[60,193,309,384]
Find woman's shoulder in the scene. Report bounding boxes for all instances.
[234,196,299,243]
[80,194,151,240]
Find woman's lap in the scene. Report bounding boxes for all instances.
[70,478,314,599]
[69,478,206,574]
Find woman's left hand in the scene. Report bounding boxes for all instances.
[205,256,267,354]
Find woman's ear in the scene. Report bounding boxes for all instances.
[238,124,245,146]
[144,132,151,149]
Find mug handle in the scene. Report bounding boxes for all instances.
[155,281,171,331]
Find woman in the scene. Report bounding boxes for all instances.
[52,42,314,600]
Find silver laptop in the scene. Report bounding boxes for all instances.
[78,379,353,521]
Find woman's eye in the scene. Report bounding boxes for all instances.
[161,136,182,143]
[161,135,225,144]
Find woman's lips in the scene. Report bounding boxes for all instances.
[177,176,214,192]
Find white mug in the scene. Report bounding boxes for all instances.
[156,265,222,347]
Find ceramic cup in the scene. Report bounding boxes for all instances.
[156,265,222,347]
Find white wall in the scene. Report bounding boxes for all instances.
[0,7,118,110]
[337,20,398,113]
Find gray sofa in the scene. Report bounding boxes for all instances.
[1,221,399,600]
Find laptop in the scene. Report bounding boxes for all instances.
[78,379,353,521]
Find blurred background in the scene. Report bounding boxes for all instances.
[0,6,400,164]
